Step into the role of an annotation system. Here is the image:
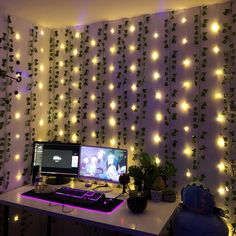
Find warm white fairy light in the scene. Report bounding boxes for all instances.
[217,186,226,196]
[90,112,96,120]
[153,32,159,39]
[39,119,44,126]
[71,115,77,124]
[91,131,96,138]
[39,102,43,106]
[59,61,64,67]
[15,154,20,160]
[16,172,21,181]
[155,91,162,100]
[155,155,161,166]
[212,45,220,54]
[14,215,19,222]
[151,51,159,61]
[183,145,192,157]
[155,112,163,122]
[182,80,192,90]
[90,93,96,101]
[109,117,116,127]
[40,64,44,72]
[110,138,116,146]
[40,48,44,52]
[109,83,115,91]
[72,82,77,88]
[186,169,192,178]
[73,48,78,56]
[129,44,136,52]
[217,161,225,172]
[75,31,80,38]
[131,124,136,131]
[15,134,20,139]
[131,83,137,92]
[92,76,96,82]
[60,78,64,84]
[153,71,160,81]
[182,58,191,68]
[216,113,226,124]
[60,43,65,50]
[58,111,63,119]
[91,39,96,47]
[181,17,187,24]
[182,37,188,45]
[214,91,224,100]
[153,133,162,144]
[92,56,98,65]
[16,93,21,100]
[109,45,116,54]
[131,104,137,111]
[130,64,136,72]
[211,22,220,33]
[59,130,64,137]
[215,68,224,77]
[38,82,43,90]
[129,25,136,33]
[109,64,115,72]
[180,101,190,112]
[130,146,135,152]
[216,135,226,148]
[183,126,190,133]
[110,100,116,110]
[15,32,20,40]
[110,28,115,34]
[71,134,77,142]
[15,52,20,59]
[15,112,20,120]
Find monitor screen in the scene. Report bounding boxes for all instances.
[79,145,128,183]
[33,141,79,177]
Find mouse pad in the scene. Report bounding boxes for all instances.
[21,190,124,213]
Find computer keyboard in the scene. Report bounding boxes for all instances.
[54,187,105,205]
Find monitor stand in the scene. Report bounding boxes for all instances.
[45,176,71,185]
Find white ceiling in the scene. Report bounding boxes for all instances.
[0,0,227,28]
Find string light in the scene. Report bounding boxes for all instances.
[16,172,21,181]
[155,112,163,122]
[130,146,135,152]
[216,113,226,124]
[39,64,44,72]
[71,134,77,142]
[15,154,20,160]
[59,130,64,137]
[185,169,192,178]
[59,61,64,67]
[217,161,225,172]
[217,186,226,196]
[109,117,116,127]
[91,131,96,138]
[130,64,136,72]
[90,39,96,47]
[109,64,115,72]
[15,32,20,40]
[60,43,65,50]
[182,37,188,45]
[109,45,116,54]
[90,112,96,120]
[90,94,96,101]
[71,115,77,124]
[39,102,43,106]
[183,126,190,133]
[39,119,44,126]
[14,215,19,222]
[131,104,137,111]
[92,76,97,82]
[92,56,98,65]
[15,52,20,59]
[153,32,159,39]
[110,138,116,146]
[75,31,80,38]
[15,112,20,120]
[180,101,190,112]
[58,111,63,119]
[215,68,224,77]
[216,135,226,148]
[131,124,136,131]
[16,93,21,100]
[74,67,79,73]
[183,145,192,157]
[153,133,161,144]
[212,45,220,54]
[214,91,224,100]
[153,71,160,80]
[181,17,187,24]
[110,100,116,110]
[129,25,135,33]
[110,28,115,34]
[38,82,43,90]
[131,83,137,92]
[129,44,136,52]
[182,80,192,90]
[155,155,161,166]
[151,51,159,61]
[15,134,20,139]
[109,83,115,91]
[40,48,44,52]
[155,91,162,100]
[73,48,78,56]
[211,22,220,33]
[182,58,191,68]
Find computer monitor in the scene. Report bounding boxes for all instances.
[79,145,128,184]
[32,141,80,185]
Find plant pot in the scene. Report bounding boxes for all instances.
[151,190,162,202]
[163,194,176,202]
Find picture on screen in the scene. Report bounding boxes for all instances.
[79,145,127,183]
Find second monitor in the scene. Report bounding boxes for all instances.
[79,145,127,184]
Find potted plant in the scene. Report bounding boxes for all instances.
[162,188,176,202]
[128,165,144,192]
[151,180,163,202]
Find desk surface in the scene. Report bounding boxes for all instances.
[0,183,178,236]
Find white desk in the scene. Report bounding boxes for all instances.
[0,184,178,236]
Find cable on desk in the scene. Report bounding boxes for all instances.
[48,202,59,207]
[62,205,74,213]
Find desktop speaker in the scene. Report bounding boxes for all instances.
[32,165,40,184]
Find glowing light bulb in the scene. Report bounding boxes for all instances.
[215,68,224,77]
[92,56,98,65]
[186,169,192,178]
[153,32,159,39]
[90,39,96,47]
[129,25,135,33]
[214,91,224,100]
[110,28,115,34]
[75,31,80,38]
[153,71,160,80]
[109,46,116,54]
[131,83,137,92]
[183,145,192,157]
[129,44,136,52]
[39,119,44,126]
[182,58,191,68]
[131,124,136,131]
[212,45,220,54]
[216,136,225,148]
[130,146,135,152]
[151,51,159,61]
[131,104,137,111]
[38,82,43,90]
[14,215,19,222]
[90,94,96,101]
[153,133,161,144]
[216,113,225,123]
[39,64,44,72]
[182,80,192,90]
[60,43,65,50]
[71,115,77,124]
[15,52,20,59]
[58,111,63,118]
[15,154,20,160]
[15,112,20,119]
[211,22,220,33]
[92,76,96,82]
[181,17,187,24]
[109,117,116,127]
[155,91,162,100]
[73,48,78,56]
[39,102,43,106]
[183,126,190,133]
[182,37,188,45]
[59,61,64,67]
[110,138,116,146]
[91,131,96,138]
[16,172,21,181]
[59,130,64,136]
[130,64,136,72]
[74,67,79,73]
[217,161,225,172]
[16,93,21,100]
[180,101,190,112]
[109,64,115,72]
[109,83,115,91]
[40,48,44,52]
[90,112,96,120]
[60,79,64,84]
[217,186,226,196]
[155,155,161,166]
[155,112,163,122]
[71,134,77,142]
[40,30,44,36]
[110,100,116,110]
[15,134,20,139]
[15,33,20,40]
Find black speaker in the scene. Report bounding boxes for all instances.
[32,165,40,184]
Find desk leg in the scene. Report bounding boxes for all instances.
[47,216,51,236]
[3,205,9,236]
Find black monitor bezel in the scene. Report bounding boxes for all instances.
[78,144,128,184]
[32,141,80,178]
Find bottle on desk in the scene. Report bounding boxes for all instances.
[34,172,43,193]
